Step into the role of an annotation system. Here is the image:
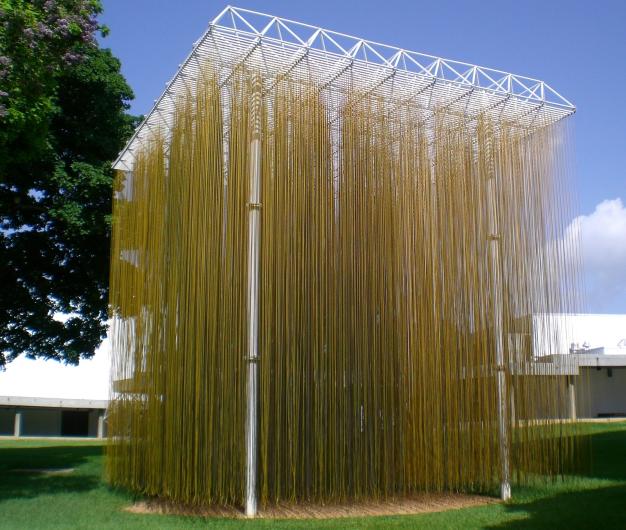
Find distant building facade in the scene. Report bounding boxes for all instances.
[0,396,106,438]
[533,313,626,418]
[0,338,110,438]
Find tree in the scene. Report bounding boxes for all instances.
[0,0,137,366]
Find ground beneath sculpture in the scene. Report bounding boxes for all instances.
[126,493,497,519]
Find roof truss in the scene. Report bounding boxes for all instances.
[113,6,575,171]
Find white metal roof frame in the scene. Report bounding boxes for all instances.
[113,5,576,171]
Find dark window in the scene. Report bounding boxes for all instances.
[61,410,89,437]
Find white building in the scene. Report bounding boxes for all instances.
[533,313,626,418]
[0,338,110,438]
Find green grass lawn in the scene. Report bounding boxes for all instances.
[1,422,625,529]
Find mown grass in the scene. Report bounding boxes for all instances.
[0,422,625,529]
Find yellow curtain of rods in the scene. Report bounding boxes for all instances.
[107,64,584,507]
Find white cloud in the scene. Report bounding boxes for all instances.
[565,198,626,313]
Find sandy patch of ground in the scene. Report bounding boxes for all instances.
[126,492,497,519]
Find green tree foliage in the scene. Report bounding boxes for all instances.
[0,0,137,366]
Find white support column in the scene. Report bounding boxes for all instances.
[568,376,577,421]
[486,172,511,502]
[510,386,516,425]
[13,409,22,438]
[245,74,262,518]
[97,411,105,439]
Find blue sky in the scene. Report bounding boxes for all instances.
[99,0,626,312]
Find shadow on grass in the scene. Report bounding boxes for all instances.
[0,444,103,503]
[492,426,626,529]
[491,484,626,529]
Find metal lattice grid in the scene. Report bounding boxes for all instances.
[112,5,575,172]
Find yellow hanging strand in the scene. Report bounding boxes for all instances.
[106,63,584,508]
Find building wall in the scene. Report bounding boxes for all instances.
[88,409,101,437]
[21,408,62,436]
[0,333,110,437]
[577,367,626,417]
[0,406,105,437]
[0,408,13,435]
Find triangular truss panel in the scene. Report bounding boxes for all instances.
[113,5,575,171]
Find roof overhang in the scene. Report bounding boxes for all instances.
[538,354,626,369]
[0,396,108,409]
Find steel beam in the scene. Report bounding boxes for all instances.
[245,74,263,518]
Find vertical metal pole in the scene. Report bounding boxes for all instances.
[245,74,262,518]
[486,173,511,501]
[510,387,516,424]
[13,409,22,438]
[568,376,577,421]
